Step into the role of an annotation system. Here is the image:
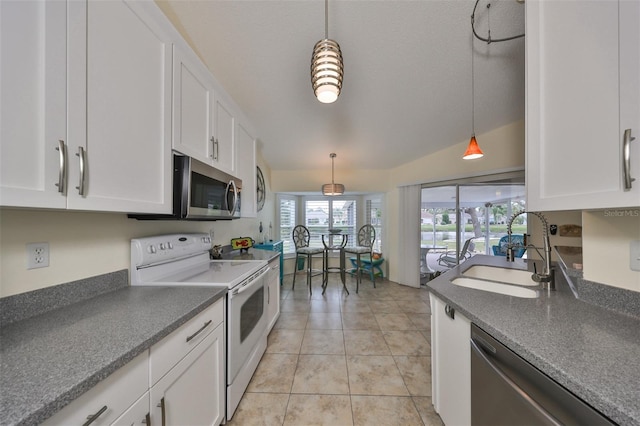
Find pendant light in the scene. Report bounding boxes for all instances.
[311,0,343,104]
[463,36,484,160]
[322,153,345,196]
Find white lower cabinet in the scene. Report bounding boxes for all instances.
[111,392,150,426]
[149,323,225,426]
[266,256,281,332]
[42,352,149,425]
[430,294,471,426]
[149,298,225,426]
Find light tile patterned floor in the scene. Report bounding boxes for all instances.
[227,273,445,426]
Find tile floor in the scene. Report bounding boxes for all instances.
[227,273,445,426]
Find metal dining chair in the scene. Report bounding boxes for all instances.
[291,225,325,295]
[344,224,376,293]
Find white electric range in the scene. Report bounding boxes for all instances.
[130,233,269,421]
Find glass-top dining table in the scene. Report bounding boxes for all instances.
[321,233,350,294]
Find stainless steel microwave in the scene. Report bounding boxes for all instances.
[129,155,241,221]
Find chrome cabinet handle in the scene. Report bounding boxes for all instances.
[82,405,107,426]
[55,139,66,193]
[143,412,151,425]
[157,397,166,426]
[76,146,87,196]
[209,137,215,159]
[623,128,636,190]
[186,319,212,343]
[471,339,562,426]
[215,138,219,160]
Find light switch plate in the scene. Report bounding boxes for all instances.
[631,240,640,272]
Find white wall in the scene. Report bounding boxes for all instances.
[0,156,275,297]
[582,211,640,292]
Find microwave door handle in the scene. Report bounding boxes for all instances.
[228,180,239,215]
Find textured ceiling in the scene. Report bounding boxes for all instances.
[158,0,525,171]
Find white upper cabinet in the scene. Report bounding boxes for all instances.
[526,0,640,210]
[237,123,257,218]
[0,1,67,208]
[67,0,172,214]
[213,93,237,175]
[172,46,215,164]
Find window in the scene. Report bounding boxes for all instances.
[304,199,357,250]
[366,198,383,253]
[278,195,296,254]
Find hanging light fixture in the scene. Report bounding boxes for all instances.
[463,35,484,160]
[322,153,345,196]
[311,0,343,104]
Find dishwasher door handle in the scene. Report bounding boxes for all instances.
[471,338,562,426]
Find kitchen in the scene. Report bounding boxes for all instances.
[1,0,639,425]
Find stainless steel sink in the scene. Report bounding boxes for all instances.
[451,277,539,298]
[462,265,537,286]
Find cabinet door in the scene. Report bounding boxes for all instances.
[212,94,236,175]
[111,392,150,426]
[0,0,67,208]
[150,324,225,426]
[237,123,257,217]
[526,0,640,210]
[173,46,215,164]
[430,295,470,426]
[67,0,172,214]
[267,257,281,332]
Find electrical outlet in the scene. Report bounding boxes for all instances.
[27,242,49,269]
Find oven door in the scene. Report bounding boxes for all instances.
[227,266,269,384]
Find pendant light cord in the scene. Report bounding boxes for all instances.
[325,0,328,39]
[471,0,524,44]
[471,36,475,135]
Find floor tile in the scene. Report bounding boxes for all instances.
[341,312,379,330]
[247,353,298,393]
[400,299,431,313]
[227,392,289,425]
[291,354,349,394]
[367,300,404,313]
[343,330,391,356]
[394,356,432,396]
[351,395,424,426]
[413,397,445,426]
[283,394,353,426]
[374,313,417,330]
[300,330,345,355]
[267,329,304,354]
[310,299,341,313]
[383,330,431,356]
[340,300,372,313]
[409,313,431,331]
[280,299,311,313]
[273,312,308,330]
[346,355,409,396]
[306,312,343,330]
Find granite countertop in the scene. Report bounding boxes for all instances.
[220,247,280,262]
[0,284,227,425]
[427,255,640,426]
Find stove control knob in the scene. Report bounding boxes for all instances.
[159,243,166,250]
[167,242,173,249]
[148,245,156,254]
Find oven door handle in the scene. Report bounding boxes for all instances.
[234,267,270,295]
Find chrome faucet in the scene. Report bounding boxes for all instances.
[506,211,555,290]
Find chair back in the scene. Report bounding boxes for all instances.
[292,225,311,249]
[459,237,474,259]
[493,234,526,257]
[357,225,376,248]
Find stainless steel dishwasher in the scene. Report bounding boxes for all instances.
[470,324,614,426]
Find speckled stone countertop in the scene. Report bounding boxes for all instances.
[0,282,226,425]
[220,247,279,262]
[427,255,640,426]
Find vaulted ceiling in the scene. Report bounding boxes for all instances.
[158,0,525,171]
